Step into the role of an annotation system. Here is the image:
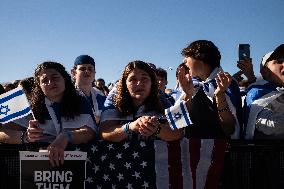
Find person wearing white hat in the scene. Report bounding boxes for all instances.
[245,44,284,139]
[260,44,284,87]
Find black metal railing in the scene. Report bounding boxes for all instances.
[1,140,284,189]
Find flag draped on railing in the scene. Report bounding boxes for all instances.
[82,138,227,189]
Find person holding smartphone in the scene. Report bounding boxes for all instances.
[233,44,257,85]
[26,62,96,167]
[245,44,284,139]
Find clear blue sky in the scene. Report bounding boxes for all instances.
[1,0,284,88]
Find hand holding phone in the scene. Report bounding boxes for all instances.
[158,116,168,124]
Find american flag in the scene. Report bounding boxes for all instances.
[84,138,157,189]
[79,138,227,189]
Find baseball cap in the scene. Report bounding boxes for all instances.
[261,44,284,67]
[74,55,95,67]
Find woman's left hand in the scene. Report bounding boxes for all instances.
[138,116,159,137]
[47,134,68,167]
[214,72,232,96]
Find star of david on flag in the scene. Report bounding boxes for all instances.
[0,86,31,124]
[165,100,192,130]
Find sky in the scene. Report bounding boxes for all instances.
[1,0,284,88]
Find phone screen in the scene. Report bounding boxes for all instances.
[238,44,250,61]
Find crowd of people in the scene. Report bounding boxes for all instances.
[0,40,283,183]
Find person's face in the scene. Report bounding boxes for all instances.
[183,57,202,77]
[157,75,167,91]
[72,64,95,85]
[96,80,104,88]
[265,58,284,86]
[126,68,152,106]
[183,56,211,80]
[39,68,65,102]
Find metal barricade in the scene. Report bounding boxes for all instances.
[1,140,284,189]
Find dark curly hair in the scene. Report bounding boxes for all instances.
[114,60,163,116]
[181,40,221,70]
[31,61,81,123]
[0,84,5,95]
[156,67,167,81]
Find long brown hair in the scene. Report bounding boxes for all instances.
[31,62,81,123]
[114,60,163,116]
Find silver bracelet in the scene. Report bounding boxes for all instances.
[122,122,131,134]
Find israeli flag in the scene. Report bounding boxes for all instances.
[0,86,31,124]
[165,100,192,130]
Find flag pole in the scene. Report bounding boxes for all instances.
[16,86,36,122]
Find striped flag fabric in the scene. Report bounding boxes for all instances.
[165,100,192,130]
[155,138,227,189]
[0,86,31,124]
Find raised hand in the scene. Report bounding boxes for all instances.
[232,70,244,82]
[237,58,256,82]
[177,64,194,100]
[214,72,232,96]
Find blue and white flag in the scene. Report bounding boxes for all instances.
[165,100,192,130]
[0,86,31,124]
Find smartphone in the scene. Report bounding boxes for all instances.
[158,116,168,124]
[238,44,250,61]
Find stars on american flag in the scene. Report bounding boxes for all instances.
[101,154,107,161]
[142,181,149,188]
[86,139,156,188]
[107,144,114,150]
[140,161,147,168]
[132,151,139,159]
[123,142,130,149]
[117,173,124,181]
[140,141,146,147]
[125,162,131,169]
[103,174,110,181]
[132,171,141,179]
[92,164,99,173]
[109,163,115,170]
[116,153,122,159]
[85,177,93,183]
[126,183,133,189]
[91,145,98,153]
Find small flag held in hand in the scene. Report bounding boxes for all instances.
[0,86,31,124]
[165,101,192,130]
